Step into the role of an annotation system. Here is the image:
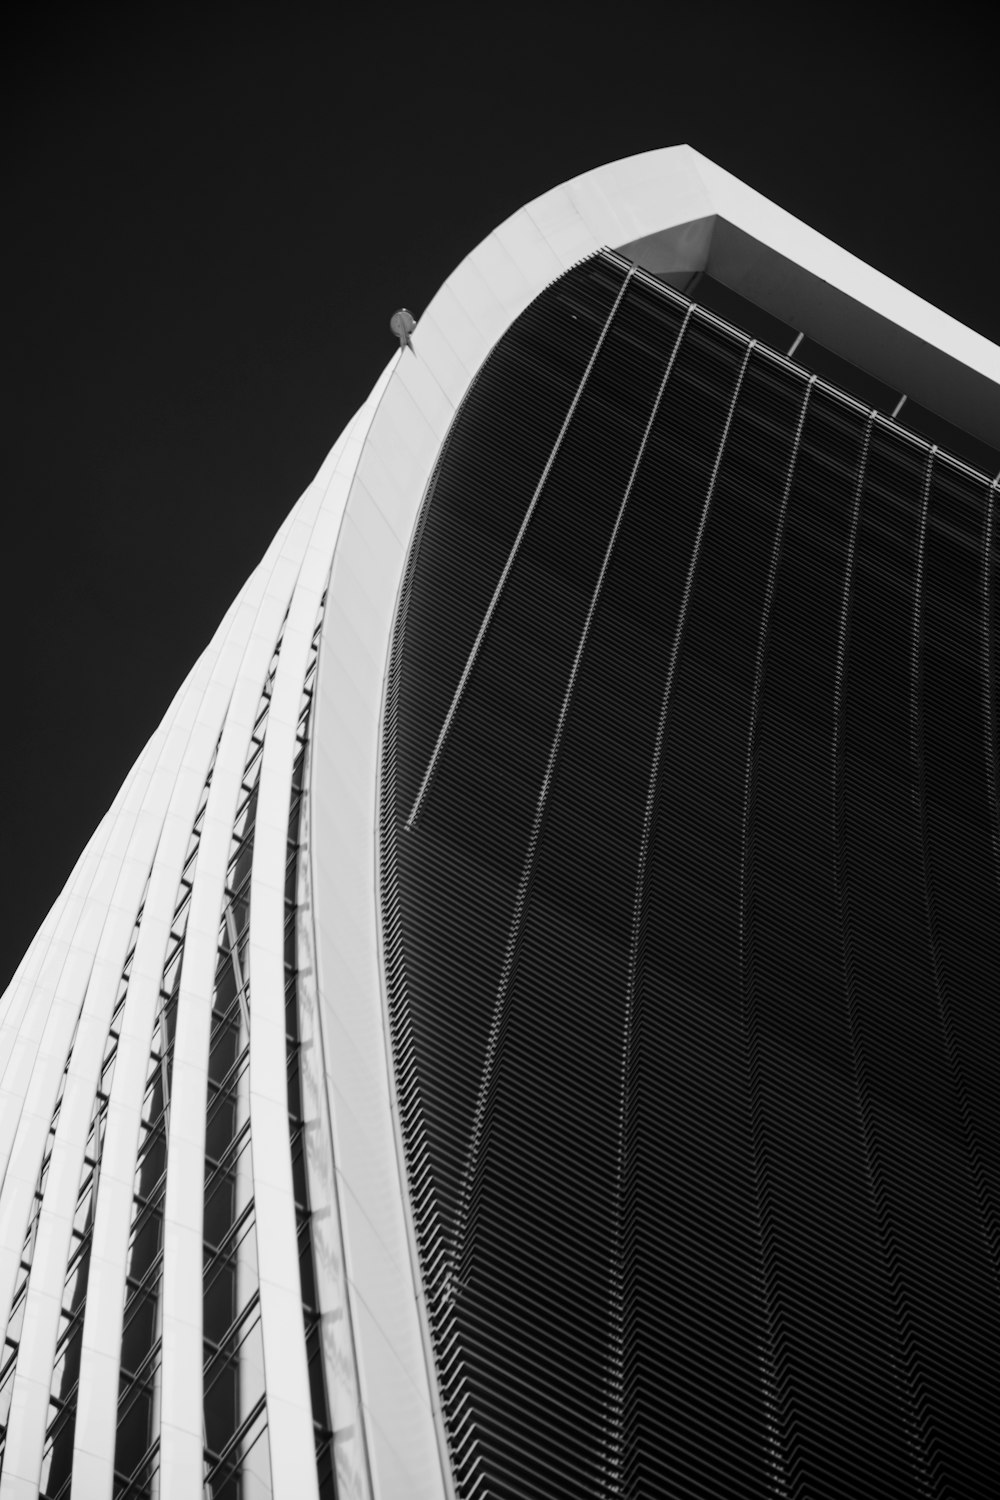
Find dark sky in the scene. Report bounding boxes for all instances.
[3,0,996,990]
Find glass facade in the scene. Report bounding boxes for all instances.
[113,758,216,1496]
[201,631,285,1499]
[382,251,1000,1499]
[45,889,148,1499]
[0,592,344,1497]
[283,598,337,1498]
[1,1008,85,1487]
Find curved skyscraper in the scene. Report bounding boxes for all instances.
[2,147,999,1499]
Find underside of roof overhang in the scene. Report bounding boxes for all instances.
[611,158,998,455]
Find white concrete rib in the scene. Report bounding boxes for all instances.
[244,367,394,1500]
[2,528,298,1500]
[158,577,311,1485]
[0,735,159,1185]
[68,491,308,1500]
[310,358,456,1499]
[66,596,248,1500]
[0,865,79,1071]
[246,563,327,1500]
[295,723,372,1500]
[0,717,171,1349]
[1,814,169,1499]
[0,741,181,1498]
[0,719,164,1078]
[158,411,368,1496]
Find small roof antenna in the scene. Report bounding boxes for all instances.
[390,308,417,355]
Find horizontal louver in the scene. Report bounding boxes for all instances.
[381,250,1000,1499]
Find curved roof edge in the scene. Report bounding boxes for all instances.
[310,145,1000,1500]
[532,145,1000,449]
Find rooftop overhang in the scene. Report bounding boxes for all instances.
[515,146,999,452]
[308,146,1000,1500]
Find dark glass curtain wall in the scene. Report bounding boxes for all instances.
[380,251,1000,1500]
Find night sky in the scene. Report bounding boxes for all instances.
[3,0,996,991]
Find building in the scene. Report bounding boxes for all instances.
[1,146,999,1499]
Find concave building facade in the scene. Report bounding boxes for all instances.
[2,147,999,1500]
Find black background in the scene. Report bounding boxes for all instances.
[2,0,996,990]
